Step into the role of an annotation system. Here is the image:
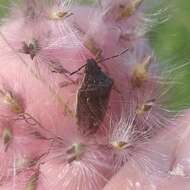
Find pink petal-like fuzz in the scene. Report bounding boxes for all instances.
[103,111,190,190]
[0,0,187,190]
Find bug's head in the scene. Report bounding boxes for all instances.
[85,59,100,74]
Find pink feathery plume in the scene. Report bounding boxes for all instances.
[0,0,187,190]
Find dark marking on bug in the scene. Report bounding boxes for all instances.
[76,59,113,135]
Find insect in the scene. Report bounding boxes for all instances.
[76,59,113,135]
[73,49,128,135]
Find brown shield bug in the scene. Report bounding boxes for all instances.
[76,59,113,135]
[71,49,128,135]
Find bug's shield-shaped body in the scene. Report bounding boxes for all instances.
[76,59,113,135]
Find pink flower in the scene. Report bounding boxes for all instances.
[0,0,187,190]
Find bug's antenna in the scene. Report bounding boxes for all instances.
[70,48,129,75]
[97,48,129,63]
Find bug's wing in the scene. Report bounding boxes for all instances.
[76,69,113,135]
